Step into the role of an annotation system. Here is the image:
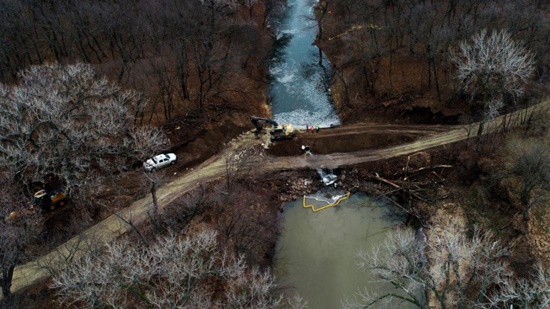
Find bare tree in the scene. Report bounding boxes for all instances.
[213,152,279,266]
[52,229,284,308]
[0,172,41,299]
[160,185,214,233]
[312,0,332,64]
[241,0,258,20]
[449,29,535,112]
[0,1,37,81]
[0,63,169,212]
[489,263,550,309]
[213,184,279,266]
[342,26,383,98]
[188,0,239,111]
[507,138,550,220]
[342,224,522,309]
[142,169,169,232]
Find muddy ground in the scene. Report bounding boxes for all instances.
[266,123,455,156]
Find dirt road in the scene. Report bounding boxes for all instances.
[4,103,542,297]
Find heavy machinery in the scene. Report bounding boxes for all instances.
[5,188,68,224]
[5,177,68,224]
[251,116,294,141]
[33,188,67,211]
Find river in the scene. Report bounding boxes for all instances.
[269,0,340,128]
[268,1,409,307]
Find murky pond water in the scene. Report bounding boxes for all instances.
[274,192,407,308]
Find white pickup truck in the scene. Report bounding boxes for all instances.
[143,153,177,172]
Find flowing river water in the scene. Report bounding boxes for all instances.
[269,0,340,127]
[269,0,412,307]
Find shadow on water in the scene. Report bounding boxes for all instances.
[270,33,293,66]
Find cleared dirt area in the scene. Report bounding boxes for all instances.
[267,123,458,156]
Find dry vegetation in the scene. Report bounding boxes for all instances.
[317,0,550,123]
[0,0,287,305]
[2,0,550,308]
[309,1,550,305]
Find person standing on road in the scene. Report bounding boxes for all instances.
[315,124,320,133]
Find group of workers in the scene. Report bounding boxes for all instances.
[306,124,320,133]
[301,123,337,155]
[301,124,320,155]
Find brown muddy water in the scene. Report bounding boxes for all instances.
[274,191,410,308]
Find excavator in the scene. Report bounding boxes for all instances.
[33,188,67,211]
[5,175,68,224]
[5,188,68,224]
[251,116,294,141]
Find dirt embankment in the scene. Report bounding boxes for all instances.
[314,3,468,125]
[267,123,457,156]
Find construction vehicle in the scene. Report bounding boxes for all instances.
[4,174,68,224]
[33,188,67,211]
[251,116,294,141]
[5,188,68,224]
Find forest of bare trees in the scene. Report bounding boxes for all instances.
[0,0,285,123]
[0,63,169,301]
[49,171,305,308]
[53,229,282,308]
[343,224,550,309]
[0,0,283,302]
[320,0,550,119]
[0,63,168,210]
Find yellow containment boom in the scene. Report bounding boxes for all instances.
[303,192,351,212]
